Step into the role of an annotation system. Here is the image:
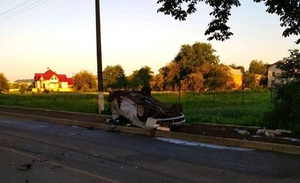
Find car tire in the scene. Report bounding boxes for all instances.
[137,103,150,122]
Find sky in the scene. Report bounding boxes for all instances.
[0,0,299,81]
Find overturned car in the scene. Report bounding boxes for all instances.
[106,87,185,131]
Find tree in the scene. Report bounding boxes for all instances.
[159,42,223,91]
[73,70,97,92]
[159,61,180,90]
[276,49,300,82]
[0,73,9,93]
[249,60,266,75]
[181,73,204,92]
[246,60,267,89]
[127,66,154,90]
[229,64,245,73]
[19,83,29,94]
[157,0,300,44]
[204,64,233,90]
[265,49,300,132]
[150,73,164,91]
[103,65,127,90]
[173,42,219,89]
[174,42,219,75]
[242,71,257,89]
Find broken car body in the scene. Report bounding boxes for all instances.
[107,88,185,131]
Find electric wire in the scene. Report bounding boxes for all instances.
[0,0,36,16]
[0,0,48,22]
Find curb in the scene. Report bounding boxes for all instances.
[1,111,300,155]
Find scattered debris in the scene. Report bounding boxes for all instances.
[93,153,100,157]
[106,119,113,124]
[264,130,275,138]
[276,129,292,134]
[106,125,119,132]
[268,130,281,136]
[50,164,62,169]
[17,163,31,171]
[233,128,250,136]
[256,129,266,135]
[255,128,290,138]
[280,137,300,142]
[237,130,250,136]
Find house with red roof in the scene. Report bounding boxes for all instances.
[33,68,73,92]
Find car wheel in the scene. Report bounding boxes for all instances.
[137,103,150,122]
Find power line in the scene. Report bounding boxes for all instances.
[0,0,48,22]
[0,0,36,16]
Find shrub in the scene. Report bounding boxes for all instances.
[265,82,300,133]
[265,49,300,133]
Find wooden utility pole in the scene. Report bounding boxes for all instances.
[95,0,104,113]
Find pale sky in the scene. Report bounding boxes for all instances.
[0,0,299,81]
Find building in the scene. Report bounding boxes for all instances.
[32,68,73,92]
[229,67,243,89]
[267,62,282,88]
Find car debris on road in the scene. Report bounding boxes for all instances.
[106,87,185,131]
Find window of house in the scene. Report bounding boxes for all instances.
[272,72,275,76]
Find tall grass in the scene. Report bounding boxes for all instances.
[0,93,102,114]
[0,90,272,127]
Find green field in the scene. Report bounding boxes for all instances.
[0,90,272,127]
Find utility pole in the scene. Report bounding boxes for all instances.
[95,0,104,114]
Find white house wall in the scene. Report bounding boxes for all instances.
[267,64,282,87]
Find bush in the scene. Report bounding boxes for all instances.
[264,49,300,133]
[265,82,300,133]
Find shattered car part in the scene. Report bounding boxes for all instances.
[107,87,185,131]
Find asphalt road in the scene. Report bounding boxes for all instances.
[0,115,300,183]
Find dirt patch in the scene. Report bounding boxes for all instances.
[1,106,299,146]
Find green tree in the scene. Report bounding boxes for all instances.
[159,42,220,91]
[0,73,9,93]
[103,65,127,90]
[242,71,256,89]
[10,82,19,89]
[159,61,180,91]
[174,42,219,76]
[181,73,204,92]
[204,64,233,90]
[265,49,300,133]
[128,66,154,90]
[173,42,219,89]
[276,49,300,81]
[249,60,266,75]
[73,70,97,92]
[157,0,300,44]
[19,83,28,94]
[150,73,164,91]
[246,60,267,89]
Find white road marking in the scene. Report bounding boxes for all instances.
[155,137,254,151]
